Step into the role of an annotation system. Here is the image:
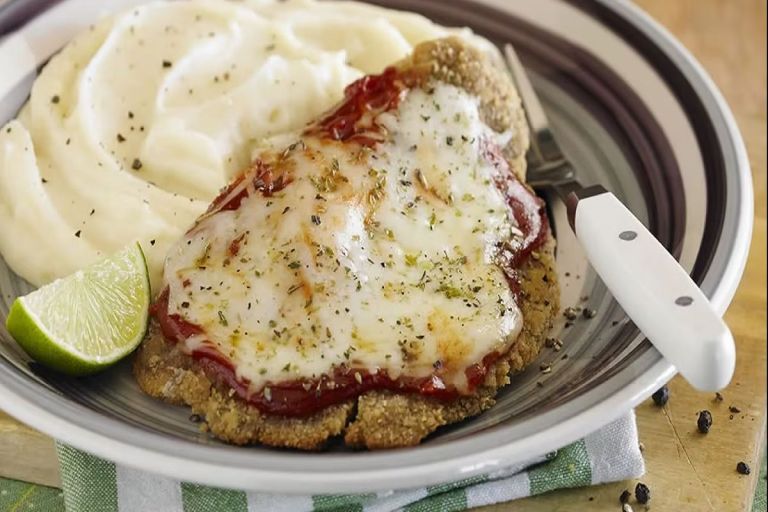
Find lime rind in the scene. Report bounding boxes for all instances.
[5,242,150,376]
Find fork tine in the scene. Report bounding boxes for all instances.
[503,45,550,139]
[503,44,567,167]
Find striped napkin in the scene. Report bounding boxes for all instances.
[55,412,643,512]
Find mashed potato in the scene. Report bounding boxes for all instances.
[0,0,493,290]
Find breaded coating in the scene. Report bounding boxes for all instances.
[135,329,355,450]
[133,37,559,450]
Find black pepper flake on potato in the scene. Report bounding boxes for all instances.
[634,482,650,504]
[162,60,173,68]
[736,461,751,475]
[582,308,597,319]
[697,410,713,433]
[132,158,143,170]
[729,405,741,413]
[651,385,669,406]
[619,489,631,503]
[715,392,724,402]
[51,95,60,104]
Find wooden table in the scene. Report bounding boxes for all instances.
[1,1,765,511]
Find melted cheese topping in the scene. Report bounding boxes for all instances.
[164,84,522,392]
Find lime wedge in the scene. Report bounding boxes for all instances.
[5,242,150,376]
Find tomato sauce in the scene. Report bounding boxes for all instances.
[304,66,410,147]
[207,160,292,216]
[150,67,549,417]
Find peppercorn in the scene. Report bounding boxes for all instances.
[697,410,713,433]
[736,462,751,475]
[619,489,631,503]
[652,385,669,406]
[563,307,578,320]
[635,482,650,504]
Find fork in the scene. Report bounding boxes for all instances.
[503,44,735,392]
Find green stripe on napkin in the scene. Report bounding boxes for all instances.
[529,439,591,495]
[181,483,248,512]
[57,443,118,512]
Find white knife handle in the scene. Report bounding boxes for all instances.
[570,188,735,391]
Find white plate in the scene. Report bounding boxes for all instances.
[0,0,752,493]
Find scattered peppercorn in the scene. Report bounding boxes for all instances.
[74,230,81,238]
[736,462,751,475]
[619,489,631,503]
[715,392,724,402]
[635,482,650,504]
[563,307,578,320]
[132,158,143,170]
[51,95,60,104]
[729,405,741,413]
[652,385,669,406]
[162,60,173,68]
[697,410,713,433]
[582,308,597,319]
[116,133,126,143]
